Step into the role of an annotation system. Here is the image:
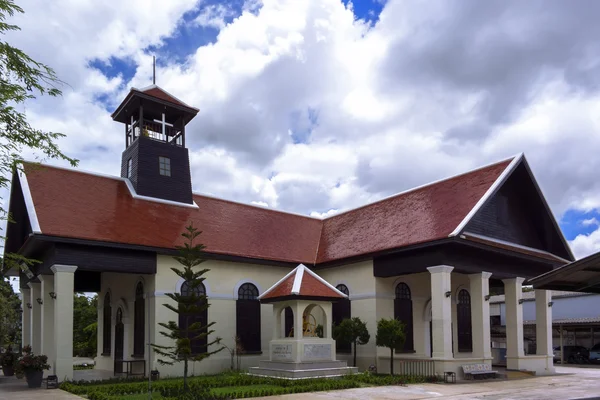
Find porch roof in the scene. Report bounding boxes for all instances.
[529,251,600,294]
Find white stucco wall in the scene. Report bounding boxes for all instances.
[317,260,376,370]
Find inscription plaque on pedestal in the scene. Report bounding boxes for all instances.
[272,344,293,360]
[303,343,332,360]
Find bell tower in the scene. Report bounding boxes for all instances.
[111,85,199,204]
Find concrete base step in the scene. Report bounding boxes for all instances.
[505,370,536,379]
[257,360,349,371]
[248,366,358,379]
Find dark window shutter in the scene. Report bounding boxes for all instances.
[133,282,145,356]
[102,293,111,355]
[236,300,261,352]
[394,283,414,352]
[236,283,261,353]
[457,289,473,352]
[333,284,351,353]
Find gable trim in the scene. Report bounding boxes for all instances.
[449,153,523,237]
[462,231,571,263]
[18,171,41,234]
[258,265,299,300]
[291,264,305,294]
[520,158,575,261]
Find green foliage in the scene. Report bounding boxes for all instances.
[0,277,20,347]
[0,0,78,276]
[73,293,98,357]
[375,318,405,375]
[333,317,370,367]
[151,223,224,392]
[61,370,431,399]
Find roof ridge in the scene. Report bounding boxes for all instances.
[321,154,520,221]
[133,85,199,111]
[192,192,322,221]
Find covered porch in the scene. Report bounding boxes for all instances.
[16,235,157,383]
[370,236,565,378]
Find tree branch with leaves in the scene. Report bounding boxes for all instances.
[0,0,78,276]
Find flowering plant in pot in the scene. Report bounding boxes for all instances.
[1,346,17,376]
[18,345,50,388]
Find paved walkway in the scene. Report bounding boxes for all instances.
[0,375,81,399]
[251,367,600,400]
[2,366,600,399]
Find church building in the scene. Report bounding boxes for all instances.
[5,86,574,382]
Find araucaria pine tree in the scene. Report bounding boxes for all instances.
[151,223,224,391]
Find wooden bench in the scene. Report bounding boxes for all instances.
[461,363,497,380]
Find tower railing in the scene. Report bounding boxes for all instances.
[127,118,183,147]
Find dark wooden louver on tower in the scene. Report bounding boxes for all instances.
[111,85,199,204]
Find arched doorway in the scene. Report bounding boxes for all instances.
[114,308,124,373]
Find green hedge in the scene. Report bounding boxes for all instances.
[61,371,428,399]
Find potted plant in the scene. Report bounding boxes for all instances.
[18,345,50,388]
[1,346,16,376]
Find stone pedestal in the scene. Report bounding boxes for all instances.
[249,300,357,379]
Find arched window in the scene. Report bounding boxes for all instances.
[133,282,145,357]
[102,292,112,355]
[333,284,351,353]
[394,283,414,352]
[236,283,261,353]
[457,289,472,352]
[180,281,207,355]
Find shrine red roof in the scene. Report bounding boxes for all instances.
[259,264,347,302]
[19,155,518,265]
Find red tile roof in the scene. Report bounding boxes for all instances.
[259,264,347,301]
[140,86,193,109]
[21,157,514,265]
[316,158,512,263]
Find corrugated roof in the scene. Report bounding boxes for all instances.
[21,156,531,265]
[490,290,593,304]
[523,317,600,325]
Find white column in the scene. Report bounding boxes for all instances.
[39,275,55,375]
[469,272,492,360]
[28,282,42,354]
[427,266,454,359]
[128,299,136,357]
[503,277,525,369]
[52,265,77,382]
[293,302,304,339]
[535,290,555,373]
[21,288,31,348]
[97,300,103,357]
[272,304,282,340]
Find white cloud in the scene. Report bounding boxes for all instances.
[582,218,599,227]
[7,0,600,251]
[570,227,600,259]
